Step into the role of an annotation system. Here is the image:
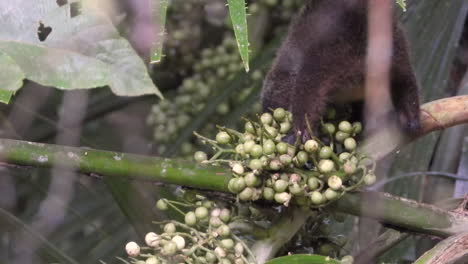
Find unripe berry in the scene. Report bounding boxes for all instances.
[239,187,254,201]
[304,139,319,152]
[269,159,282,171]
[341,255,354,264]
[206,252,217,263]
[214,246,227,258]
[216,131,231,144]
[171,235,186,250]
[244,172,259,187]
[260,113,273,125]
[352,122,363,134]
[234,242,244,257]
[307,177,319,190]
[289,183,304,195]
[296,151,309,164]
[310,191,324,205]
[210,216,223,227]
[164,223,176,234]
[263,187,275,200]
[338,121,353,133]
[162,241,178,256]
[335,131,350,142]
[235,144,245,155]
[156,199,168,211]
[276,142,288,154]
[217,224,231,237]
[322,123,336,134]
[274,192,292,205]
[364,173,377,185]
[145,232,159,247]
[279,122,292,134]
[250,144,263,158]
[339,152,352,162]
[319,146,333,159]
[194,151,208,162]
[263,139,276,155]
[145,256,159,264]
[245,122,255,134]
[265,126,278,137]
[273,179,289,192]
[220,238,235,249]
[195,207,209,219]
[328,175,343,190]
[185,211,197,226]
[273,108,287,121]
[231,163,245,175]
[243,140,255,153]
[220,208,231,223]
[324,188,339,200]
[318,159,335,173]
[344,137,357,151]
[343,160,357,174]
[125,241,140,257]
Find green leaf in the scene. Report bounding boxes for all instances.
[0,51,24,103]
[396,0,407,11]
[266,254,340,264]
[228,0,250,72]
[150,0,169,63]
[0,0,162,100]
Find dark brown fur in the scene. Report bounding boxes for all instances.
[261,0,420,139]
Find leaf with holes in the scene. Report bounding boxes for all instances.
[0,0,162,103]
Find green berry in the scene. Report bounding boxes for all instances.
[250,144,263,158]
[322,123,336,134]
[304,140,319,153]
[263,187,275,200]
[307,177,319,190]
[245,122,255,134]
[220,208,231,222]
[260,113,273,125]
[335,131,350,142]
[352,122,362,134]
[162,241,178,256]
[210,216,223,228]
[328,175,343,190]
[364,173,377,185]
[194,151,208,162]
[279,154,292,165]
[289,183,304,195]
[296,151,309,164]
[216,131,231,144]
[243,140,255,153]
[324,188,339,200]
[269,159,282,171]
[344,137,357,151]
[171,235,186,250]
[164,223,176,233]
[310,191,324,205]
[195,207,209,219]
[217,225,231,238]
[319,146,333,159]
[273,179,289,192]
[239,187,254,201]
[341,255,354,264]
[156,199,168,211]
[276,142,288,154]
[231,163,245,175]
[343,160,357,174]
[273,108,287,121]
[263,139,276,154]
[265,126,278,137]
[220,238,235,249]
[339,152,352,162]
[232,177,246,193]
[249,159,263,170]
[244,173,259,187]
[318,159,335,173]
[274,192,291,204]
[145,256,159,264]
[338,121,353,133]
[185,211,197,226]
[279,122,292,134]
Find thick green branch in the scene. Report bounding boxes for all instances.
[0,140,229,192]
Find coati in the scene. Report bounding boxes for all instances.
[261,0,420,140]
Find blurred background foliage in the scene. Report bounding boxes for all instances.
[0,0,467,263]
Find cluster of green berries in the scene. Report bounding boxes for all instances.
[125,195,253,264]
[194,108,376,208]
[147,36,263,156]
